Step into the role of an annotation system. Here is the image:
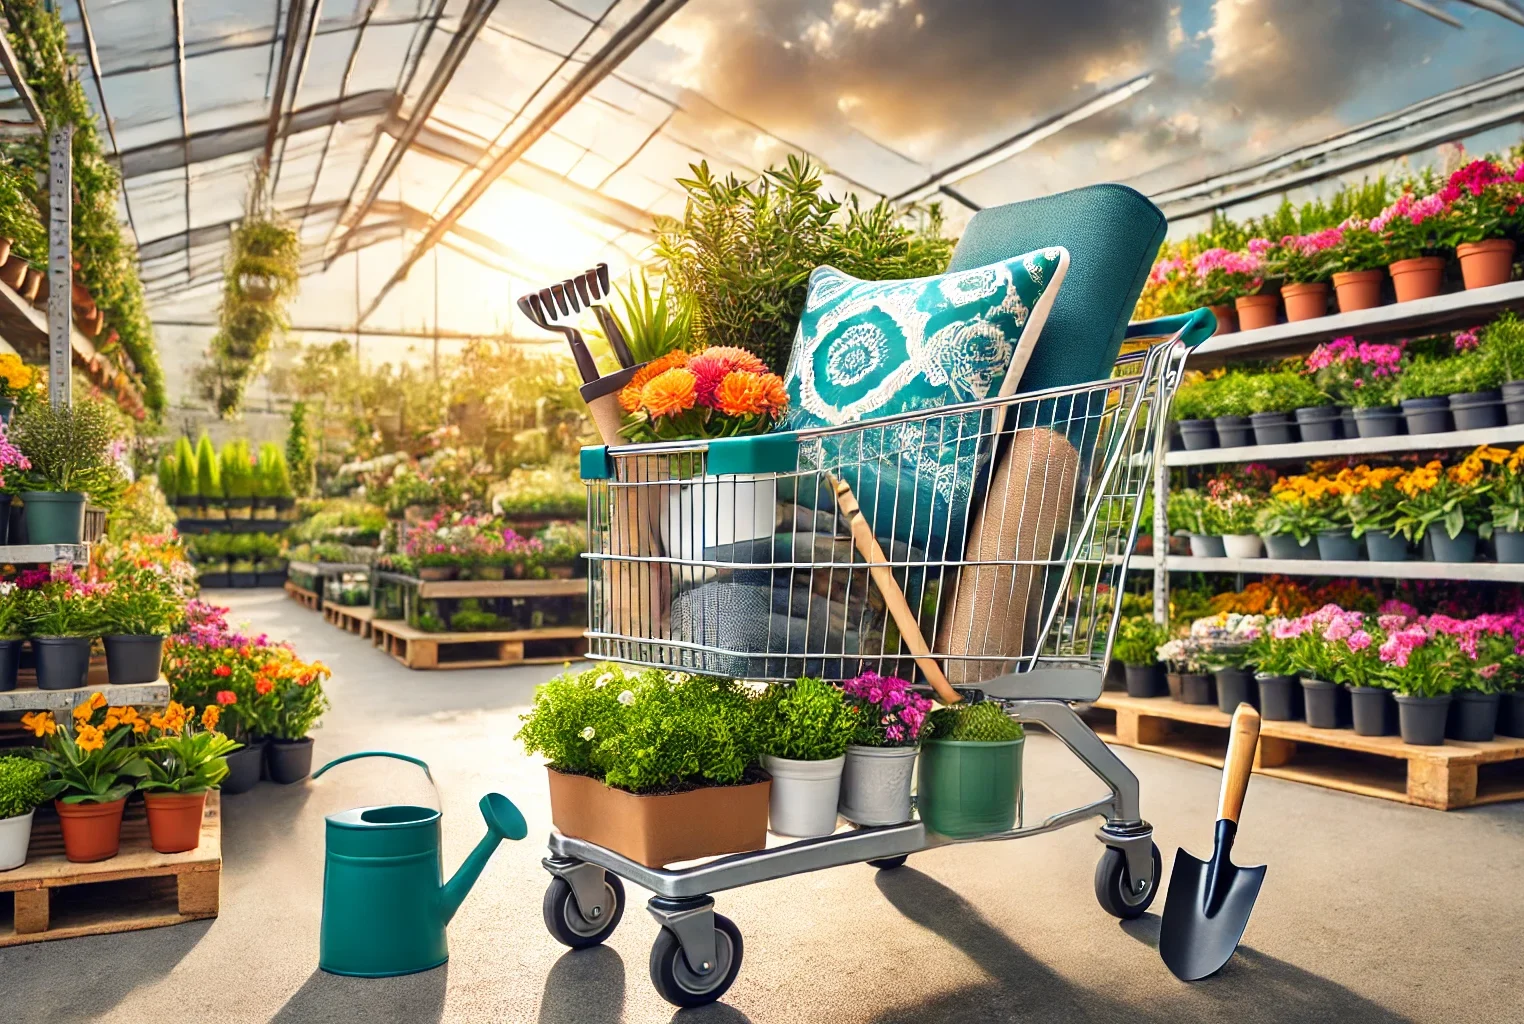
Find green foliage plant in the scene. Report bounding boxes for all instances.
[194,433,221,499]
[138,719,238,795]
[221,439,254,502]
[1170,377,1218,421]
[1167,487,1207,535]
[9,397,122,497]
[614,273,694,363]
[1250,370,1328,412]
[924,701,1025,742]
[156,451,179,503]
[754,677,857,762]
[0,755,47,819]
[1396,352,1502,402]
[256,442,292,499]
[31,710,149,804]
[1482,311,1524,383]
[286,401,315,497]
[1114,616,1166,667]
[174,436,198,498]
[0,163,45,263]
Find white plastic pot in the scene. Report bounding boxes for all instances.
[762,754,845,838]
[0,809,35,871]
[1222,534,1264,559]
[838,745,918,826]
[661,473,778,563]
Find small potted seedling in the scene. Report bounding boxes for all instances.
[0,755,47,870]
[917,701,1024,839]
[755,677,858,838]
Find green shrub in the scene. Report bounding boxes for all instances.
[1171,377,1218,421]
[9,397,124,498]
[1483,311,1524,383]
[1249,371,1326,413]
[0,756,47,819]
[925,701,1024,742]
[256,442,292,499]
[194,433,221,498]
[1214,372,1258,418]
[754,677,858,762]
[1114,616,1166,667]
[157,452,180,502]
[174,436,198,498]
[221,439,254,500]
[450,599,500,632]
[1397,352,1503,402]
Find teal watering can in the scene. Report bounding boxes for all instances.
[312,751,527,977]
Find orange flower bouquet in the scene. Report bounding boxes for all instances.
[618,347,788,443]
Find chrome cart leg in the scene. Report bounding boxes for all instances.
[1009,700,1142,821]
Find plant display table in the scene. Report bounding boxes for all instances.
[283,579,321,611]
[369,571,587,668]
[370,618,586,670]
[323,603,374,638]
[0,543,89,566]
[0,678,169,712]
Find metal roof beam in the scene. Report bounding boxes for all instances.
[262,0,309,169]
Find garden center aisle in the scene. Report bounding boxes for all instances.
[2,591,1518,1024]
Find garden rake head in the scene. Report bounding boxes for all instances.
[515,288,599,384]
[574,262,636,369]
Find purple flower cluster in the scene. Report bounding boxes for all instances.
[841,672,932,746]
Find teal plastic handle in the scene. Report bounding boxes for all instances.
[1125,307,1217,349]
[313,751,440,807]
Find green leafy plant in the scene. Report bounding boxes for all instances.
[0,162,45,262]
[194,432,221,499]
[1167,488,1207,535]
[0,755,47,819]
[138,705,239,794]
[174,436,198,498]
[1250,370,1327,412]
[1114,616,1166,667]
[613,273,694,364]
[255,442,292,499]
[450,599,500,632]
[1396,352,1502,402]
[8,397,123,497]
[220,439,254,502]
[1255,492,1333,545]
[1482,311,1524,383]
[20,572,105,637]
[1170,376,1219,420]
[924,701,1024,742]
[286,400,315,497]
[156,451,179,503]
[753,676,857,761]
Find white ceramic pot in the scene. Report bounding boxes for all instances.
[661,473,778,563]
[1222,534,1264,559]
[762,754,845,838]
[838,745,918,826]
[0,809,34,871]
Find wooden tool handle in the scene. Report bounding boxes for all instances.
[1218,703,1261,824]
[827,474,961,705]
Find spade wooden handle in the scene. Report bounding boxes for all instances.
[827,473,961,705]
[1218,703,1261,824]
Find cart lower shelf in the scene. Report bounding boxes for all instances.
[370,619,587,670]
[1086,692,1524,810]
[0,793,221,946]
[323,603,374,638]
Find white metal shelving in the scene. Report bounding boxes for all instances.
[1166,423,1524,467]
[0,679,171,713]
[0,544,90,565]
[1135,554,1524,583]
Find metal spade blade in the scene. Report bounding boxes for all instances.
[1159,703,1267,982]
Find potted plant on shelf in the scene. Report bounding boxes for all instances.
[138,701,238,853]
[918,701,1024,839]
[1393,356,1466,434]
[24,696,150,862]
[1373,191,1449,301]
[96,547,186,685]
[255,442,293,517]
[1207,486,1263,559]
[228,533,259,588]
[754,677,857,838]
[1191,612,1266,713]
[1489,445,1524,563]
[1314,339,1406,438]
[1115,617,1166,697]
[1329,615,1395,736]
[1210,371,1257,447]
[836,672,931,826]
[173,435,199,518]
[1436,158,1523,290]
[194,433,221,520]
[8,398,122,545]
[1247,370,1324,445]
[516,665,770,867]
[1325,219,1388,312]
[1376,623,1458,745]
[0,352,40,426]
[1266,229,1340,321]
[261,650,331,784]
[1347,465,1409,561]
[1157,636,1213,705]
[1393,452,1498,563]
[1171,375,1220,450]
[19,570,106,690]
[0,580,22,692]
[1478,311,1524,424]
[1195,247,1276,331]
[1290,607,1358,729]
[1246,618,1305,721]
[0,755,47,870]
[1170,488,1218,558]
[221,440,255,520]
[1255,478,1321,560]
[1435,619,1510,743]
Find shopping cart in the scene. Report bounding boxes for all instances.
[539,308,1212,1006]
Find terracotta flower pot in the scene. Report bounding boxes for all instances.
[0,254,27,290]
[1207,303,1237,334]
[1281,281,1329,321]
[1457,239,1516,289]
[1234,293,1280,331]
[144,791,207,853]
[0,236,11,265]
[56,797,127,862]
[1388,257,1445,302]
[1332,269,1385,312]
[19,267,42,302]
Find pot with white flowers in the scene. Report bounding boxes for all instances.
[836,672,932,827]
[756,677,858,838]
[0,755,47,870]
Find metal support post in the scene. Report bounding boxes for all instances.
[47,124,73,409]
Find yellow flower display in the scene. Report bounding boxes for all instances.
[75,723,106,753]
[21,711,56,737]
[0,352,36,394]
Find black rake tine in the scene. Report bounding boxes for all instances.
[549,283,571,316]
[572,275,591,307]
[596,262,609,295]
[583,268,604,300]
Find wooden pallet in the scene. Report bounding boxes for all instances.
[284,580,320,611]
[323,603,374,638]
[370,619,586,670]
[1088,692,1524,811]
[0,794,221,946]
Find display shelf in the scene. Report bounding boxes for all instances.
[0,677,170,712]
[1185,280,1524,368]
[1166,423,1524,467]
[383,575,584,600]
[175,518,290,535]
[286,559,371,575]
[0,276,143,411]
[1140,554,1524,582]
[370,619,587,670]
[323,603,374,638]
[0,544,90,565]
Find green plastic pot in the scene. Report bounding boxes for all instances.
[917,736,1024,839]
[20,490,86,544]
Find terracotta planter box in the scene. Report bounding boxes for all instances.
[547,767,770,868]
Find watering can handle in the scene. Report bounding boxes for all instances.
[312,751,441,808]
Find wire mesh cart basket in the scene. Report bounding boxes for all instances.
[540,313,1209,1006]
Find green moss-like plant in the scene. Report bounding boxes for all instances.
[754,677,858,762]
[925,701,1025,742]
[0,755,47,820]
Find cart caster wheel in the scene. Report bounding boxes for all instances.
[543,873,625,949]
[649,913,743,1008]
[1094,842,1161,920]
[867,855,907,870]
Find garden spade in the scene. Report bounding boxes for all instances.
[1159,703,1266,982]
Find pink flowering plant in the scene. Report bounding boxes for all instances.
[1374,622,1459,697]
[15,569,110,638]
[1329,620,1386,689]
[0,419,29,493]
[1324,218,1392,274]
[1435,158,1524,248]
[1192,246,1265,303]
[1371,190,1449,262]
[1305,337,1406,408]
[1264,228,1344,284]
[1245,616,1304,676]
[840,672,932,748]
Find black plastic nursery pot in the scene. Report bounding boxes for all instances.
[1293,405,1342,442]
[1301,678,1347,729]
[1315,529,1361,561]
[1365,529,1410,562]
[1495,529,1524,564]
[1353,405,1404,438]
[32,636,92,690]
[1449,389,1503,431]
[1400,396,1452,434]
[267,737,315,784]
[1429,529,1478,563]
[1123,663,1165,698]
[1165,672,1183,701]
[1177,419,1218,450]
[1188,534,1227,558]
[230,572,258,588]
[0,493,10,545]
[1350,686,1397,737]
[1214,667,1257,713]
[1256,673,1303,721]
[1249,411,1297,446]
[20,490,87,545]
[1498,692,1524,738]
[1502,380,1524,426]
[199,572,231,589]
[1214,415,1254,447]
[1263,533,1317,560]
[103,635,164,686]
[1179,673,1216,706]
[1339,407,1357,438]
[1396,694,1451,746]
[222,741,266,794]
[1447,691,1500,743]
[0,638,19,692]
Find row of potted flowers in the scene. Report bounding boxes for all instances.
[1172,314,1524,450]
[186,531,289,588]
[515,665,1023,868]
[160,433,297,520]
[1117,606,1524,746]
[1140,148,1524,332]
[378,512,585,581]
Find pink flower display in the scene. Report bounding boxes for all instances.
[840,672,932,747]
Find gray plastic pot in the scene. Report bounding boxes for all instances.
[1301,678,1346,729]
[1249,411,1297,445]
[1364,529,1410,562]
[1179,673,1216,706]
[20,490,87,545]
[1256,673,1303,721]
[1263,533,1317,560]
[1449,389,1503,431]
[1350,686,1397,737]
[1495,529,1524,564]
[1396,694,1451,746]
[1339,407,1357,439]
[267,737,316,785]
[1503,380,1524,426]
[838,744,917,826]
[1214,666,1257,714]
[1124,663,1165,698]
[32,636,92,691]
[1293,405,1343,442]
[1189,534,1227,558]
[103,635,164,686]
[1429,529,1478,563]
[1316,530,1362,561]
[1214,415,1253,447]
[1447,691,1499,743]
[1400,396,1452,434]
[1177,419,1219,450]
[1353,406,1404,438]
[763,754,846,838]
[0,638,18,693]
[0,493,9,545]
[1497,691,1524,738]
[222,741,266,794]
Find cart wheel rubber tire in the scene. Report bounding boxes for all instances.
[649,913,743,1008]
[867,855,908,870]
[1094,843,1161,920]
[543,874,625,949]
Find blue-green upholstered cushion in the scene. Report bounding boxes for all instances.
[947,183,1166,393]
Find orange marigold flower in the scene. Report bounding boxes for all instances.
[90,692,107,711]
[102,715,120,731]
[757,373,789,414]
[641,367,698,418]
[619,350,691,412]
[255,677,274,696]
[21,711,54,738]
[73,702,93,721]
[713,370,767,417]
[700,345,766,374]
[75,723,106,753]
[202,705,221,731]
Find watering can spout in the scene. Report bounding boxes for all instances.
[439,793,528,925]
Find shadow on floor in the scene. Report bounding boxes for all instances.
[270,965,447,1024]
[537,946,625,1024]
[873,867,1409,1024]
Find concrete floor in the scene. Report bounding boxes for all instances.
[5,590,1522,1023]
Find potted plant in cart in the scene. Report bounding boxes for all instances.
[24,696,150,862]
[835,672,931,826]
[20,570,107,690]
[918,701,1024,839]
[138,701,238,853]
[755,676,858,838]
[0,755,47,870]
[264,652,331,784]
[1114,616,1166,697]
[8,397,122,544]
